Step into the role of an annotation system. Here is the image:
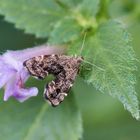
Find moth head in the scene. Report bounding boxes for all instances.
[76,56,84,63]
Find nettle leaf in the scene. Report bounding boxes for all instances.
[0,92,82,140]
[69,20,139,119]
[49,18,82,44]
[56,0,81,8]
[0,0,100,39]
[79,0,100,17]
[0,0,67,38]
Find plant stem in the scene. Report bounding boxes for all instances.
[96,0,111,23]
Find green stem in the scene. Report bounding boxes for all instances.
[54,0,69,10]
[96,0,111,23]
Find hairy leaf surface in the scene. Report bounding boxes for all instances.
[0,92,82,140]
[69,20,139,119]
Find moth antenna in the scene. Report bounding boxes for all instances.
[83,60,105,72]
[79,32,87,56]
[79,32,105,72]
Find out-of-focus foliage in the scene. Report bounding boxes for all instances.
[0,77,82,140]
[0,0,140,140]
[0,0,67,38]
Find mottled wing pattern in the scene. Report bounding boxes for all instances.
[23,55,57,79]
[23,55,83,106]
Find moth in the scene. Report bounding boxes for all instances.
[23,55,83,107]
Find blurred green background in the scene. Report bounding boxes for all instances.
[0,0,140,140]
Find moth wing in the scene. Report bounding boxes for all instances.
[23,55,50,79]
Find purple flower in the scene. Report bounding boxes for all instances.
[0,45,64,102]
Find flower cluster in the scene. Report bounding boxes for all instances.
[0,45,63,102]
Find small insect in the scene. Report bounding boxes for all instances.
[23,55,83,107]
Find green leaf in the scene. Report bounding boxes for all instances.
[68,20,139,119]
[55,0,81,8]
[0,0,100,38]
[0,92,82,140]
[79,0,100,17]
[0,0,67,38]
[49,17,82,44]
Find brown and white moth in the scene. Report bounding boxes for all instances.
[23,55,83,107]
